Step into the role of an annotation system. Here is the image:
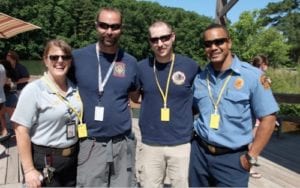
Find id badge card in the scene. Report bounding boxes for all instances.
[210,114,220,129]
[161,107,170,122]
[78,123,88,138]
[66,120,76,139]
[94,106,104,121]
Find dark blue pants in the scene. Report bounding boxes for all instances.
[189,139,249,187]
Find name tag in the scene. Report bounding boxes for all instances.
[210,114,220,129]
[94,106,104,121]
[161,107,170,122]
[78,123,88,138]
[66,120,76,139]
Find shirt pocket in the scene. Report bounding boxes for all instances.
[194,90,211,114]
[223,90,250,118]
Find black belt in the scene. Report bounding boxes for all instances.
[86,131,130,144]
[193,133,247,155]
[32,143,78,157]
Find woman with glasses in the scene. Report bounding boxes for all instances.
[12,39,82,187]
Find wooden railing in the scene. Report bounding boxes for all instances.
[274,93,300,124]
[131,93,300,123]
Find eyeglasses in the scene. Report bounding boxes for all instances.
[48,55,72,61]
[204,38,228,48]
[149,34,172,44]
[96,21,121,31]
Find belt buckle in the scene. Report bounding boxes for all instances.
[62,148,72,157]
[207,145,216,154]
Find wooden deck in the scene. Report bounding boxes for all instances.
[249,131,300,187]
[0,135,23,188]
[0,119,299,187]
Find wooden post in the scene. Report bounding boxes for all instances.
[215,0,239,25]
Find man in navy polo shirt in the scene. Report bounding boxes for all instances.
[71,7,139,187]
[131,21,199,188]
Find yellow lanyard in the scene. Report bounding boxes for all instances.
[206,71,233,114]
[153,54,175,108]
[42,74,83,124]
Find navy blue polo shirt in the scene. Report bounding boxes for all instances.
[72,44,139,137]
[138,54,199,145]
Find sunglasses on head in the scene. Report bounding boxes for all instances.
[204,38,228,48]
[149,34,172,44]
[96,21,121,31]
[48,55,72,61]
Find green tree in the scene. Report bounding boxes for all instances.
[230,11,291,67]
[260,0,300,64]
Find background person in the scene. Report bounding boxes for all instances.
[0,61,8,139]
[71,7,139,187]
[250,54,271,179]
[12,39,82,187]
[189,23,279,187]
[1,59,18,120]
[6,50,30,92]
[131,21,199,188]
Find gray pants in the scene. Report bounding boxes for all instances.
[76,137,136,187]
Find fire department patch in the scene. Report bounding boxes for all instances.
[234,77,244,90]
[113,62,125,77]
[172,71,185,85]
[260,75,271,89]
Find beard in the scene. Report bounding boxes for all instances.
[99,35,119,47]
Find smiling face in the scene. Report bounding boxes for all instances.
[203,27,232,71]
[43,42,72,80]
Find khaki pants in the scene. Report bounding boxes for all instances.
[139,143,191,188]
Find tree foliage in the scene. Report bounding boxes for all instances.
[230,11,291,67]
[0,0,298,68]
[259,0,300,64]
[0,0,212,65]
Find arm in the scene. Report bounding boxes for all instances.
[14,124,42,188]
[241,114,276,170]
[129,90,141,104]
[249,114,276,157]
[16,77,30,84]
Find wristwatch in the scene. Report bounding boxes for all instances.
[245,153,258,166]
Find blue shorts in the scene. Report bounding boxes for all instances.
[5,91,18,107]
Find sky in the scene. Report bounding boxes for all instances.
[139,0,282,23]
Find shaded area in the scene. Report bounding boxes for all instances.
[261,122,300,174]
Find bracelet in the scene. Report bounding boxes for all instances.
[24,167,35,174]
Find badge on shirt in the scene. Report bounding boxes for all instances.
[210,114,220,129]
[94,106,104,121]
[66,120,76,139]
[260,75,271,89]
[78,123,88,138]
[161,107,170,122]
[172,71,185,85]
[234,77,244,90]
[113,62,126,77]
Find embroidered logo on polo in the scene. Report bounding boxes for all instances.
[113,62,126,77]
[172,71,185,85]
[234,77,244,90]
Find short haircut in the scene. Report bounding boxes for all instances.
[148,21,173,36]
[203,23,230,39]
[95,7,122,24]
